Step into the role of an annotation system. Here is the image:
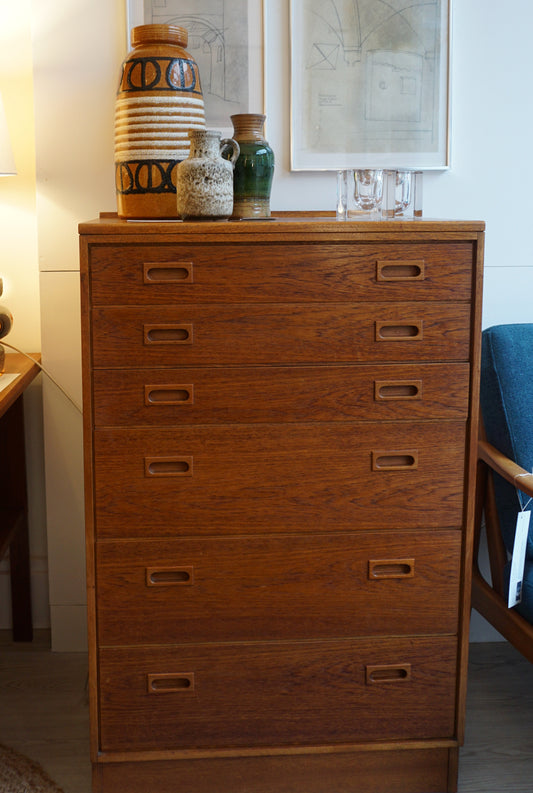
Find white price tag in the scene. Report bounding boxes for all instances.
[508,510,531,608]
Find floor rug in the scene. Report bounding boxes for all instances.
[0,743,65,793]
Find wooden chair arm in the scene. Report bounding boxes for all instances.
[479,439,533,498]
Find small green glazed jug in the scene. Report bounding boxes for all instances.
[229,114,275,218]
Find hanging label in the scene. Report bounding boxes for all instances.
[508,511,530,608]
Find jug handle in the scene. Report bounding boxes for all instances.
[221,138,240,167]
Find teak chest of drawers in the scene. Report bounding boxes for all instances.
[79,213,484,793]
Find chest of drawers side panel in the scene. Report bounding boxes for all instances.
[455,230,485,746]
[79,234,101,764]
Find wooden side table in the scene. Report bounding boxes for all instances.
[0,352,41,641]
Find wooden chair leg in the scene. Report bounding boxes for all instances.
[484,471,509,597]
[472,444,533,663]
[473,458,488,561]
[472,569,533,663]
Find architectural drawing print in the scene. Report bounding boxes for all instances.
[291,0,449,170]
[139,0,262,127]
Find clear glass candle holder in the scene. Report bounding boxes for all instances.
[383,170,423,219]
[337,169,383,219]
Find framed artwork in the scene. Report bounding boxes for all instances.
[126,0,265,135]
[290,0,451,171]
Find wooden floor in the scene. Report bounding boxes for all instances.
[0,630,90,792]
[0,631,531,793]
[459,640,533,792]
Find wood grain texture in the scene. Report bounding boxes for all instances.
[2,637,529,793]
[91,302,472,367]
[79,215,485,792]
[0,353,41,417]
[0,632,91,793]
[98,636,458,752]
[93,362,470,426]
[459,642,533,793]
[96,530,461,645]
[88,241,473,304]
[79,212,485,237]
[93,420,466,536]
[94,748,452,793]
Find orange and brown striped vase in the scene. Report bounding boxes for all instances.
[114,24,206,218]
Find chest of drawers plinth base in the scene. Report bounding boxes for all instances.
[94,747,457,793]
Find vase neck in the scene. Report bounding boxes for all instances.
[131,24,188,48]
[188,130,221,158]
[231,114,266,141]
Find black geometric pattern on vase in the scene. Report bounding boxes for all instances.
[115,57,204,194]
[114,25,206,218]
[115,160,178,196]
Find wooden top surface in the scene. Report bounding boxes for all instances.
[78,211,485,239]
[0,353,41,418]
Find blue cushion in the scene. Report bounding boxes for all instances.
[480,324,533,561]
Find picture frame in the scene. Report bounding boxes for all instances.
[126,0,265,136]
[290,0,451,171]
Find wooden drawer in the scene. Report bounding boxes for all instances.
[88,242,473,304]
[96,530,461,645]
[91,302,471,367]
[93,421,466,537]
[98,636,457,751]
[93,362,470,426]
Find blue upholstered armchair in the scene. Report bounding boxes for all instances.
[472,324,533,661]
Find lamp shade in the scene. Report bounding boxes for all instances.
[0,93,16,176]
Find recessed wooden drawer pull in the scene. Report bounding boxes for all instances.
[372,451,418,471]
[366,664,411,685]
[376,261,425,281]
[146,566,194,586]
[145,385,194,406]
[144,456,193,477]
[144,323,193,345]
[374,380,422,401]
[147,673,195,693]
[376,321,423,341]
[368,559,415,579]
[143,262,193,283]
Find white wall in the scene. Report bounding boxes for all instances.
[31,0,125,650]
[4,0,530,647]
[0,0,47,632]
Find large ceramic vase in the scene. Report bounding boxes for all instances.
[114,24,206,219]
[230,114,275,218]
[176,129,240,220]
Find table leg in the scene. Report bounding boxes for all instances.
[0,396,33,641]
